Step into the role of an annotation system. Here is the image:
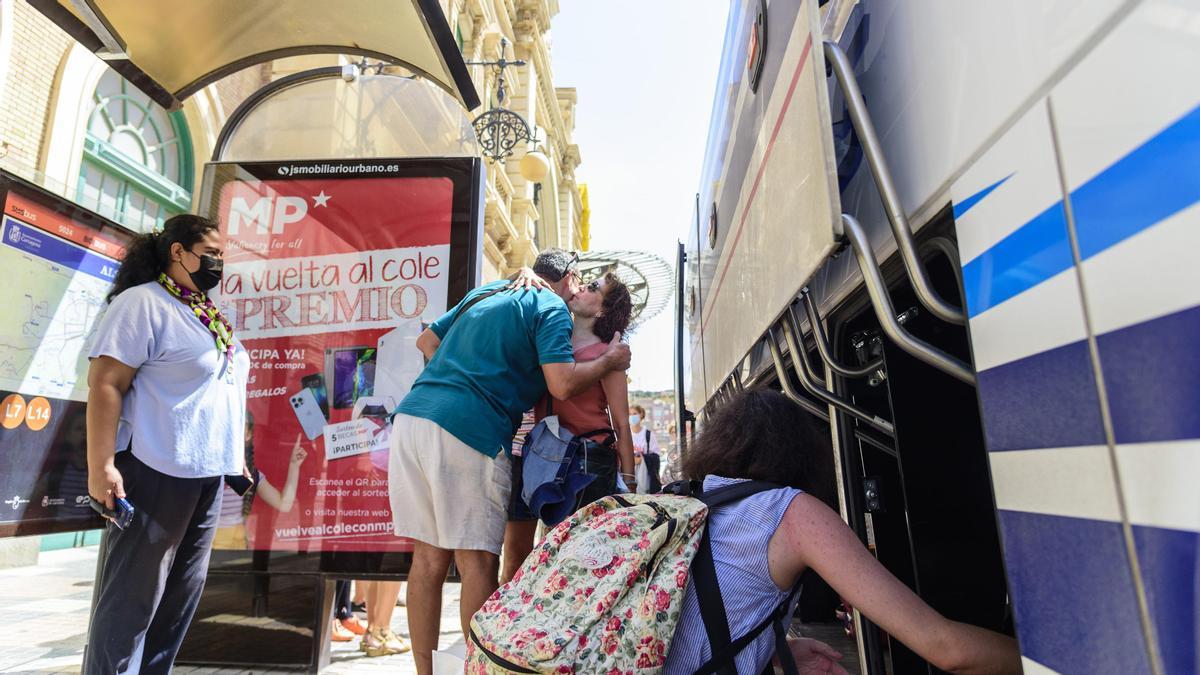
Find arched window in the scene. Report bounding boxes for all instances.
[77,69,193,232]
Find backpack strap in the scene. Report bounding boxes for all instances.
[697,480,783,509]
[695,582,803,675]
[691,480,785,675]
[692,525,735,675]
[447,286,506,330]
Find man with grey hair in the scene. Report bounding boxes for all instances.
[388,248,631,673]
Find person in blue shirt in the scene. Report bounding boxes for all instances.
[387,248,631,673]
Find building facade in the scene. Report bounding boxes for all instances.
[0,0,583,282]
[0,0,583,559]
[449,0,586,277]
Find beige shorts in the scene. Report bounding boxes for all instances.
[388,413,512,555]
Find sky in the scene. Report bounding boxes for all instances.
[550,0,730,392]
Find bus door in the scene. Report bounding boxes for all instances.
[816,211,1011,674]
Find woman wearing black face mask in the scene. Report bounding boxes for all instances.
[84,214,250,675]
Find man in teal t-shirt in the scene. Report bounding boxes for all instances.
[388,249,631,672]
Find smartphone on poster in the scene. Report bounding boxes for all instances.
[289,388,326,440]
[301,373,329,420]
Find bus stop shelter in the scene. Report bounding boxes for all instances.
[26,0,481,111]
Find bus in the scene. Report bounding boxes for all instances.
[675,1,1197,673]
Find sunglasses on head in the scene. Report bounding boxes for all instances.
[552,251,581,282]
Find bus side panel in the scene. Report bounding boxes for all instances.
[855,0,1131,220]
[697,0,840,402]
[952,100,1153,674]
[688,0,750,413]
[955,3,1200,672]
[1051,3,1200,672]
[686,197,705,417]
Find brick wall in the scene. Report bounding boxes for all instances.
[0,1,72,181]
[213,63,272,119]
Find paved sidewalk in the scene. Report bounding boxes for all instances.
[0,545,465,674]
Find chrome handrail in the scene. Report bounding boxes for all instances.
[767,327,831,423]
[841,214,976,385]
[824,41,966,326]
[780,308,896,436]
[801,288,882,379]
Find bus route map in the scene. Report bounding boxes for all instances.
[0,193,125,403]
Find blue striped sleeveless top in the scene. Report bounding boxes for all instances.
[663,475,802,674]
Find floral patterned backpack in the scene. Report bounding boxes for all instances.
[466,481,803,674]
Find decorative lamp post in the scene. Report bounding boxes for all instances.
[468,38,549,181]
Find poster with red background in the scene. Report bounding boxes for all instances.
[204,159,480,554]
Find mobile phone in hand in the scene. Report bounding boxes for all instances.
[89,496,135,530]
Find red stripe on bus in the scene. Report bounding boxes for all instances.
[701,34,814,335]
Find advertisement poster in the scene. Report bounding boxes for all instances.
[204,159,480,555]
[0,176,131,537]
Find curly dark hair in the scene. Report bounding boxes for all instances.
[107,214,219,302]
[591,272,633,342]
[683,388,829,492]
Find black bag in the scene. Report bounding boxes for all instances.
[571,433,619,510]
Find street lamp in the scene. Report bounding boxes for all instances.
[468,38,549,181]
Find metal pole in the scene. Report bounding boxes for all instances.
[801,288,882,379]
[824,41,966,326]
[780,308,896,436]
[766,326,831,423]
[841,213,976,385]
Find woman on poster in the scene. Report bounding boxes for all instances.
[84,214,250,674]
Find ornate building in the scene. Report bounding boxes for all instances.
[0,0,583,560]
[450,0,586,277]
[0,0,583,282]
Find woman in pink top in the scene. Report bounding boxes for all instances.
[500,272,635,583]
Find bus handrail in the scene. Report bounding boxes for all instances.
[824,40,966,326]
[766,326,832,423]
[841,213,977,385]
[779,308,896,436]
[801,287,883,379]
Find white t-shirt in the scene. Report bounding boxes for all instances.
[89,282,250,478]
[632,426,660,456]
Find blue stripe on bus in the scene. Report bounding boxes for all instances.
[976,339,1105,451]
[1097,304,1200,445]
[1072,104,1200,260]
[961,104,1200,318]
[952,173,1012,221]
[1133,524,1198,674]
[961,203,1072,316]
[997,510,1153,675]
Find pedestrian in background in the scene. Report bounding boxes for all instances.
[84,215,249,674]
[629,403,662,493]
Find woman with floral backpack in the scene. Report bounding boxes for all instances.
[662,388,1019,673]
[470,388,1019,674]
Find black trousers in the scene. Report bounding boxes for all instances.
[84,451,222,675]
[334,579,353,621]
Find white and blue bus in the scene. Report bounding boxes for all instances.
[676,1,1198,673]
